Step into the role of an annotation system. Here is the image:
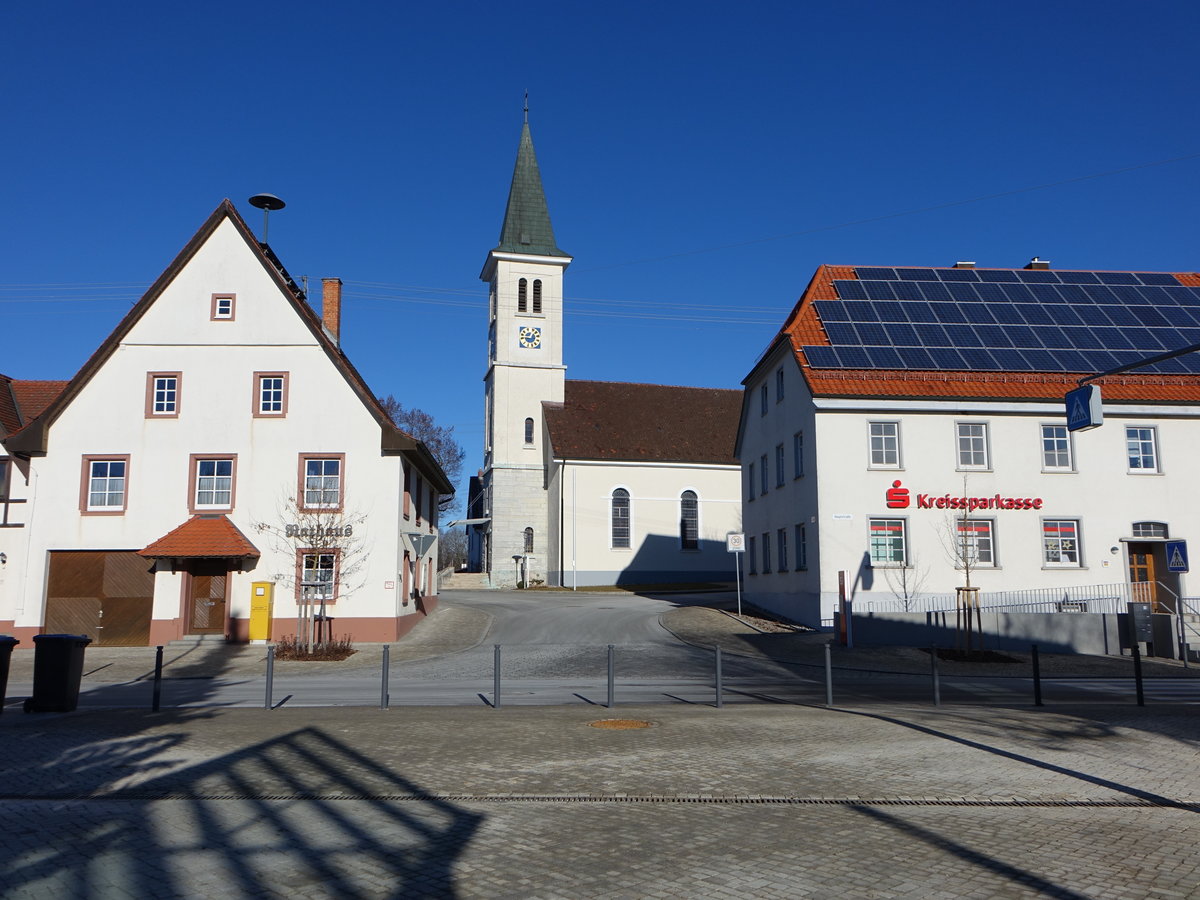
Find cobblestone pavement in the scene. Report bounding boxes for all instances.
[2,701,1200,898]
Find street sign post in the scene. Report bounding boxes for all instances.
[727,532,745,617]
[1066,384,1103,432]
[1166,540,1190,573]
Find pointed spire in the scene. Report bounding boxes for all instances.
[494,113,568,258]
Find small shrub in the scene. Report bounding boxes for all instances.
[273,633,357,661]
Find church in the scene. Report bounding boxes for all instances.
[463,119,743,589]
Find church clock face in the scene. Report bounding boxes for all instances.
[518,325,542,349]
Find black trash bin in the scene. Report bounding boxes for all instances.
[24,634,91,713]
[0,636,19,715]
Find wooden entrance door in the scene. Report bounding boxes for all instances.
[188,561,228,634]
[1128,543,1158,609]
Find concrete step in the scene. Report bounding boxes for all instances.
[440,571,492,590]
[165,634,230,649]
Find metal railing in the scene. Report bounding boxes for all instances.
[859,582,1142,616]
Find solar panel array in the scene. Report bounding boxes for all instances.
[804,267,1200,374]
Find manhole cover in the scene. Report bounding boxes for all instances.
[589,719,654,730]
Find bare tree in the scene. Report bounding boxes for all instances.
[883,554,929,611]
[937,477,984,652]
[378,395,465,514]
[253,492,368,654]
[438,528,468,570]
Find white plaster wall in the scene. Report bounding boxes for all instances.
[555,460,742,587]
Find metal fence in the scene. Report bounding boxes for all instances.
[857,582,1165,616]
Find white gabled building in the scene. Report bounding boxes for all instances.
[737,261,1200,627]
[0,201,452,647]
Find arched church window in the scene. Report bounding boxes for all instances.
[518,278,528,313]
[680,490,699,550]
[611,489,631,549]
[524,417,535,444]
[523,527,534,553]
[533,279,543,314]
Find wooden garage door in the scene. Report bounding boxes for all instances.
[46,551,154,646]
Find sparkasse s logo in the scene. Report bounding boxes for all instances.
[886,480,910,508]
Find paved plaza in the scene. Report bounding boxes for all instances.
[2,700,1200,898]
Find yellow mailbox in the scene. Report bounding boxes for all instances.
[249,582,274,643]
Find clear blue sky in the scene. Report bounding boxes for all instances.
[4,1,1200,506]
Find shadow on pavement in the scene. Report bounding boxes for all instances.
[0,712,483,897]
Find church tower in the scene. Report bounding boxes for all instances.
[478,116,571,586]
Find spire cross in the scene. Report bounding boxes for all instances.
[523,90,529,123]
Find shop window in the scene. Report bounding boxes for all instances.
[869,518,907,566]
[1042,519,1081,567]
[956,519,995,567]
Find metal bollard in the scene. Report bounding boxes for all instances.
[715,645,723,709]
[494,644,501,710]
[825,643,833,707]
[381,644,390,710]
[931,645,941,707]
[152,645,164,712]
[607,644,615,709]
[265,646,275,710]
[1132,643,1145,707]
[1031,644,1043,707]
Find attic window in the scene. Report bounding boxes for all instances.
[211,294,236,320]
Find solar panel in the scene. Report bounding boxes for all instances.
[962,305,997,324]
[804,347,839,367]
[866,346,904,368]
[873,301,909,322]
[896,347,936,368]
[959,348,1002,370]
[834,280,869,300]
[1074,306,1114,326]
[991,349,1031,369]
[913,323,950,345]
[976,325,1014,347]
[1028,284,1066,304]
[1057,271,1100,284]
[1020,349,1063,371]
[975,269,1020,282]
[1146,357,1189,374]
[904,301,936,322]
[989,304,1026,325]
[938,268,980,282]
[855,267,897,280]
[927,347,967,368]
[999,283,1037,303]
[835,346,872,367]
[1019,305,1055,326]
[863,280,898,300]
[814,300,850,322]
[1007,325,1042,348]
[824,322,860,344]
[812,266,1200,376]
[943,324,984,347]
[973,282,1009,302]
[855,323,892,345]
[1130,306,1169,327]
[1096,271,1140,285]
[1103,306,1141,327]
[1016,269,1059,283]
[932,303,968,324]
[914,280,952,302]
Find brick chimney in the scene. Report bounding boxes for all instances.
[321,277,342,345]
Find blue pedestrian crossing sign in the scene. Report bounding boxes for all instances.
[1166,540,1189,573]
[1065,384,1103,432]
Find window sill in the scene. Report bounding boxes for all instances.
[1127,471,1164,476]
[1040,469,1077,475]
[955,468,993,474]
[868,466,904,472]
[1042,565,1087,571]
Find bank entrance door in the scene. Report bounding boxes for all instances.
[1128,543,1161,610]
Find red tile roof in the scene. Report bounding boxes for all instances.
[0,376,68,436]
[545,380,742,464]
[139,515,261,559]
[781,265,1200,403]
